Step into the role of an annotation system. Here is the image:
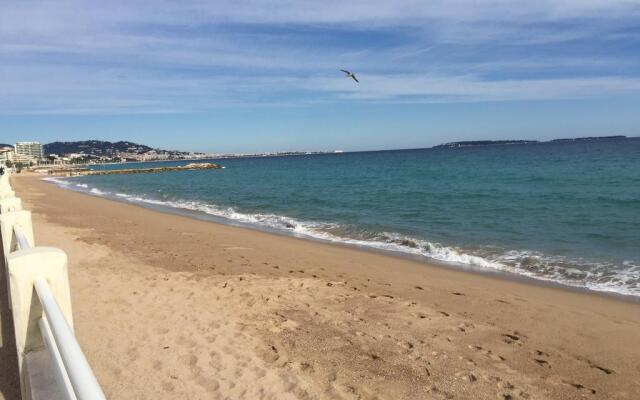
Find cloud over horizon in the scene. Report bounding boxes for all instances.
[1,0,640,115]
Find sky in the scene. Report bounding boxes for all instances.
[1,0,640,153]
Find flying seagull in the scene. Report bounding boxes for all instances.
[340,69,359,83]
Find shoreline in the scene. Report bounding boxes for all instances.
[5,174,640,399]
[42,174,639,303]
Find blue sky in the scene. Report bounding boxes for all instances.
[1,0,640,152]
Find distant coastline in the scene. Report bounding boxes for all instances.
[432,135,628,149]
[7,136,635,170]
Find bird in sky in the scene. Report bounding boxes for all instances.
[340,69,359,83]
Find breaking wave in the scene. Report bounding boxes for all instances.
[43,177,640,297]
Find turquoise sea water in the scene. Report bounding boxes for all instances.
[47,138,640,297]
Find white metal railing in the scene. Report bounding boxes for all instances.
[14,225,31,250]
[1,172,106,400]
[39,317,76,400]
[35,277,105,400]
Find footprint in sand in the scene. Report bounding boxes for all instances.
[534,358,551,368]
[562,380,597,395]
[591,364,614,375]
[457,322,474,333]
[468,345,506,361]
[205,334,217,343]
[195,376,220,392]
[156,327,170,335]
[426,384,454,399]
[531,350,552,368]
[455,370,477,383]
[258,344,280,363]
[161,381,175,392]
[411,312,429,320]
[573,355,615,375]
[251,365,267,378]
[502,331,526,345]
[180,353,198,367]
[502,333,521,345]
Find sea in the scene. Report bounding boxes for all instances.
[45,138,640,297]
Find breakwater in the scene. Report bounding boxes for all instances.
[49,162,222,177]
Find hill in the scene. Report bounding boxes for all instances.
[550,135,627,143]
[432,136,629,149]
[0,143,13,148]
[44,140,158,156]
[432,140,539,149]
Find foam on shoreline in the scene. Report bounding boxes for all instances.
[42,176,640,297]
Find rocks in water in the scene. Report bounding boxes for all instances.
[182,163,222,170]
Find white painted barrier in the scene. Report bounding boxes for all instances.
[1,211,34,309]
[0,197,22,214]
[0,210,34,260]
[0,173,11,190]
[0,189,15,200]
[0,172,105,400]
[0,173,9,186]
[0,174,15,199]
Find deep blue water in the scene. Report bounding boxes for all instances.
[48,139,640,296]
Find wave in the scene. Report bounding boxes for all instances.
[43,177,88,189]
[42,177,73,186]
[90,188,106,195]
[43,178,640,298]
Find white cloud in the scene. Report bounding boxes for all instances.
[2,60,640,115]
[3,0,639,35]
[1,0,639,114]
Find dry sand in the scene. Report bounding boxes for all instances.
[1,175,639,400]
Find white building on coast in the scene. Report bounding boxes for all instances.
[14,141,44,164]
[15,141,44,158]
[0,146,14,159]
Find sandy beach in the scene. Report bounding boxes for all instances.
[1,174,638,400]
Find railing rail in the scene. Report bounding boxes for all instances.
[35,277,105,400]
[14,225,31,250]
[1,171,105,400]
[39,318,77,400]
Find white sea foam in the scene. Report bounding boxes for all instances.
[113,195,640,296]
[41,177,640,298]
[42,177,72,186]
[90,188,106,195]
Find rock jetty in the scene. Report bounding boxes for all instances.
[50,162,222,176]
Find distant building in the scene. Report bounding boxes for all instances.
[15,141,44,162]
[0,146,14,163]
[12,153,37,165]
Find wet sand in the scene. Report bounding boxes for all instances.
[1,174,639,399]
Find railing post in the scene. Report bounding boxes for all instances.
[0,210,34,256]
[0,174,15,199]
[7,247,73,400]
[0,197,22,214]
[1,210,35,310]
[0,189,15,200]
[0,172,10,188]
